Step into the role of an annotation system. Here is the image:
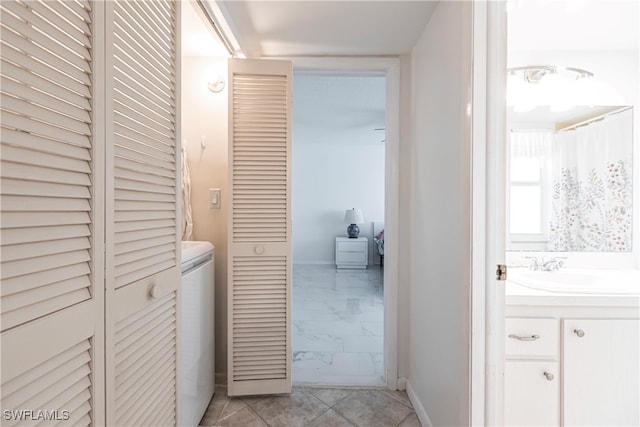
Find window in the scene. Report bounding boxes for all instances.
[508,133,550,245]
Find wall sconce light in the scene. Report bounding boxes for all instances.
[207,75,225,93]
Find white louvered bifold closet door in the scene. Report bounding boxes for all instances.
[104,0,181,425]
[0,0,104,425]
[227,59,292,397]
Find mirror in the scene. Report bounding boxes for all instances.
[507,106,634,252]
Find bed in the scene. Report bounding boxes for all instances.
[373,221,384,267]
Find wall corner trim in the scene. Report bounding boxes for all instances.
[406,380,433,427]
[396,377,408,391]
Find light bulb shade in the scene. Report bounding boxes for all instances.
[344,208,364,224]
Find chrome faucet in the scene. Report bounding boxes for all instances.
[525,256,540,271]
[525,256,566,271]
[540,257,566,271]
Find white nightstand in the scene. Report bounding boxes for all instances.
[335,237,368,269]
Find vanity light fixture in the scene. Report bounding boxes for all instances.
[508,65,593,84]
[507,65,594,112]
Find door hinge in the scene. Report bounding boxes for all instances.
[496,264,507,281]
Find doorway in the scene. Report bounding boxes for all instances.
[293,58,405,390]
[291,72,386,386]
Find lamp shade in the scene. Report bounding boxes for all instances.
[344,208,364,224]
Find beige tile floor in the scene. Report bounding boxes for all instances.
[200,386,422,427]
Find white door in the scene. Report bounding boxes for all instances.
[471,2,508,424]
[104,0,181,425]
[227,58,292,396]
[563,319,640,426]
[1,0,103,424]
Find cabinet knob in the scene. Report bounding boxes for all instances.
[543,372,554,381]
[573,329,585,337]
[148,283,160,299]
[254,244,265,255]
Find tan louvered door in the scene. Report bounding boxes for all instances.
[227,59,292,396]
[104,0,181,425]
[0,0,104,425]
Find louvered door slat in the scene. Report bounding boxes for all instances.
[228,59,292,396]
[113,21,172,82]
[0,111,90,148]
[1,78,91,120]
[1,263,90,297]
[113,293,177,427]
[106,0,179,424]
[2,1,91,58]
[114,75,175,123]
[1,45,90,98]
[40,0,91,34]
[1,128,90,159]
[122,0,173,55]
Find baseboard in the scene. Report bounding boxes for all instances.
[406,380,433,427]
[215,372,227,386]
[292,261,334,265]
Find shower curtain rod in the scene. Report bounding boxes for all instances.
[557,106,633,132]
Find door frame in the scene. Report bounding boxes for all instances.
[471,1,507,425]
[288,57,401,390]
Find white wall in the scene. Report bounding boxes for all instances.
[292,75,385,265]
[397,54,413,384]
[407,2,473,426]
[181,56,229,381]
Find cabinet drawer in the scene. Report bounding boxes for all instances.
[506,318,558,358]
[337,241,366,253]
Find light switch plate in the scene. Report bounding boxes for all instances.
[209,188,221,209]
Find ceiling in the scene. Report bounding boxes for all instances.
[216,1,438,57]
[508,0,639,52]
[185,0,639,57]
[293,74,385,145]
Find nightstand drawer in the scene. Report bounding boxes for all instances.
[337,251,367,264]
[506,318,558,358]
[337,241,366,253]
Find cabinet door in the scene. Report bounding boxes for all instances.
[227,58,292,396]
[563,319,640,426]
[505,361,559,426]
[1,0,103,424]
[104,0,181,425]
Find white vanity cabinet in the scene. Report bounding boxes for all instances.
[505,318,560,427]
[505,291,640,427]
[562,319,640,426]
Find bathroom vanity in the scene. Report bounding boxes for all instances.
[505,272,640,427]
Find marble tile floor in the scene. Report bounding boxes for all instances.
[292,265,384,386]
[200,386,422,427]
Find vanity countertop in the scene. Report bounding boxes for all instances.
[506,280,640,308]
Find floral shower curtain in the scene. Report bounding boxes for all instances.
[548,109,633,251]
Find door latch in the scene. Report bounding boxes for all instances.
[496,264,507,281]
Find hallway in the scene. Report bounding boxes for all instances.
[292,265,384,386]
[200,386,420,427]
